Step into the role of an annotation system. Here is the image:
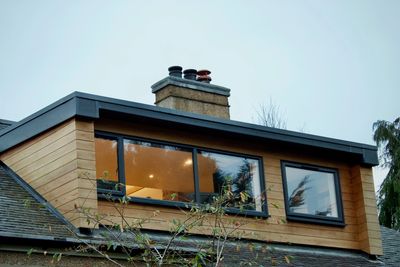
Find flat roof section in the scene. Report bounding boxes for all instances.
[0,91,378,166]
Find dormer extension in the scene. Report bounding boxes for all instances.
[0,91,382,256]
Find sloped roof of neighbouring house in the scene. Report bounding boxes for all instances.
[380,226,400,266]
[0,162,75,241]
[0,92,379,166]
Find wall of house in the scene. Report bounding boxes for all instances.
[0,118,97,228]
[94,118,383,255]
[0,116,382,255]
[351,166,383,255]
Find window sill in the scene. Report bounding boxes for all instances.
[97,192,269,219]
[286,214,346,227]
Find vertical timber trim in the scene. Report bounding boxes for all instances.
[74,119,98,228]
[0,118,98,228]
[351,165,383,255]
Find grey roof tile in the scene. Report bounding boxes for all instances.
[88,228,384,266]
[0,164,74,240]
[380,226,400,266]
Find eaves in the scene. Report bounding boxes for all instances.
[0,91,378,166]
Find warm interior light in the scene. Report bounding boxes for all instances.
[148,174,154,179]
[183,158,193,166]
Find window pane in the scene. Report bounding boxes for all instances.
[198,151,263,212]
[95,137,119,191]
[285,166,338,218]
[124,140,195,202]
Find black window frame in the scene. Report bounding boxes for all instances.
[281,161,345,226]
[95,131,269,218]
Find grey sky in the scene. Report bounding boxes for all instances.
[0,1,398,190]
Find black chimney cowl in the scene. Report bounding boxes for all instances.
[183,69,197,80]
[168,66,183,78]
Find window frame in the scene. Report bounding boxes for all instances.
[280,161,345,226]
[95,131,269,218]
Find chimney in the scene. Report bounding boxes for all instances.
[151,66,231,119]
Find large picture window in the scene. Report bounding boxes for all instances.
[281,161,345,226]
[95,132,267,216]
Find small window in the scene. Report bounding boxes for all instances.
[281,161,344,226]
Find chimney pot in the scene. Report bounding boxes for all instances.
[183,69,197,80]
[168,66,183,78]
[197,69,212,83]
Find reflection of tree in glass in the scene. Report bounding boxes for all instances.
[288,175,310,209]
[213,159,255,210]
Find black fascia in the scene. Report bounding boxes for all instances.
[280,161,346,227]
[0,91,378,166]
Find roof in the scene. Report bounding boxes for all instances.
[0,119,14,131]
[0,162,75,241]
[380,226,400,266]
[0,91,379,166]
[88,228,383,266]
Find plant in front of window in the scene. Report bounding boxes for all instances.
[212,159,258,212]
[71,175,291,266]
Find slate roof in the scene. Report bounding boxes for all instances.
[0,162,75,241]
[88,228,384,266]
[380,226,400,266]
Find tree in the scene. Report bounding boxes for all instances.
[255,98,287,129]
[373,117,400,229]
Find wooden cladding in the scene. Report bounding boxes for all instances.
[94,118,382,255]
[0,116,383,255]
[0,119,97,228]
[351,166,383,255]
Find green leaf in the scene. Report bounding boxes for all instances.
[27,248,34,256]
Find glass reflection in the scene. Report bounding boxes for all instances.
[95,137,119,191]
[198,151,262,211]
[285,166,338,217]
[123,140,195,202]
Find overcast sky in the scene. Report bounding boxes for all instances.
[0,1,398,190]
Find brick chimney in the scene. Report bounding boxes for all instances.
[151,66,231,119]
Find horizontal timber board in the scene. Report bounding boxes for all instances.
[0,119,75,162]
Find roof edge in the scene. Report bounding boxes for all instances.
[0,91,379,166]
[0,119,15,125]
